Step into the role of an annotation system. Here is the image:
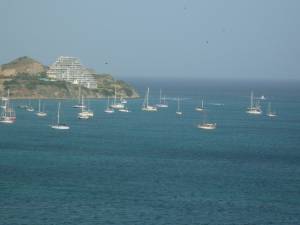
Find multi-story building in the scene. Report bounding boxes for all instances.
[47,56,97,89]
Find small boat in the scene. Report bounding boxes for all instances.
[156,89,168,108]
[119,108,130,113]
[26,100,34,112]
[110,102,124,109]
[0,116,15,124]
[110,83,125,109]
[197,110,216,130]
[246,91,262,115]
[176,97,183,115]
[105,108,115,114]
[195,99,205,112]
[36,99,47,117]
[142,88,158,112]
[198,123,217,130]
[104,97,115,113]
[51,102,70,130]
[120,98,127,104]
[259,95,266,100]
[78,112,90,119]
[267,102,277,117]
[78,107,93,119]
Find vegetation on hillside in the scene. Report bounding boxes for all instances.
[1,73,139,99]
[0,56,139,98]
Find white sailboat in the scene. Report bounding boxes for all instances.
[195,99,205,112]
[259,95,266,100]
[36,99,47,117]
[78,98,93,119]
[0,89,16,124]
[156,89,168,108]
[26,99,34,112]
[51,102,70,130]
[267,102,277,117]
[198,122,217,130]
[246,91,262,115]
[119,107,131,113]
[73,85,86,108]
[120,97,127,104]
[110,83,125,109]
[142,88,157,112]
[197,111,216,130]
[104,96,115,114]
[176,97,183,115]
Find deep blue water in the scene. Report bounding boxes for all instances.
[1,80,300,225]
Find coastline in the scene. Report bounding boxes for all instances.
[9,96,140,100]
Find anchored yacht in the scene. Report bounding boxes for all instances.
[36,99,47,117]
[142,88,157,112]
[267,102,277,117]
[51,102,70,130]
[195,99,205,112]
[176,97,183,115]
[156,89,168,108]
[246,91,262,115]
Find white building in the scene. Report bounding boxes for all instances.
[47,56,97,89]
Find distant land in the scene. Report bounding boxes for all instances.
[0,56,139,99]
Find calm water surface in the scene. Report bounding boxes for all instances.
[1,80,300,225]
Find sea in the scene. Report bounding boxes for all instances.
[0,79,300,225]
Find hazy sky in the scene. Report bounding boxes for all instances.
[0,0,299,80]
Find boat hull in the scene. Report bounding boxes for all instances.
[198,123,217,130]
[51,125,70,130]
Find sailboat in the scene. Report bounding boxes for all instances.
[73,85,86,108]
[104,96,115,114]
[195,99,205,112]
[197,111,216,130]
[259,95,266,100]
[120,97,127,104]
[119,106,131,113]
[142,88,157,112]
[26,99,34,112]
[176,97,183,115]
[156,89,168,108]
[246,91,262,115]
[110,82,125,109]
[36,99,47,117]
[267,102,277,117]
[78,98,93,119]
[0,89,16,124]
[51,102,70,129]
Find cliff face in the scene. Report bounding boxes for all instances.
[0,56,47,77]
[0,56,139,99]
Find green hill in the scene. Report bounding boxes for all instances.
[0,56,139,99]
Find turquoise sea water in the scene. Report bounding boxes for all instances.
[1,80,300,225]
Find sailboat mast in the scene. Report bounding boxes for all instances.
[177,97,180,111]
[57,102,60,125]
[146,88,149,107]
[250,91,254,108]
[159,89,162,104]
[201,100,204,108]
[78,85,81,104]
[38,99,41,113]
[114,83,117,104]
